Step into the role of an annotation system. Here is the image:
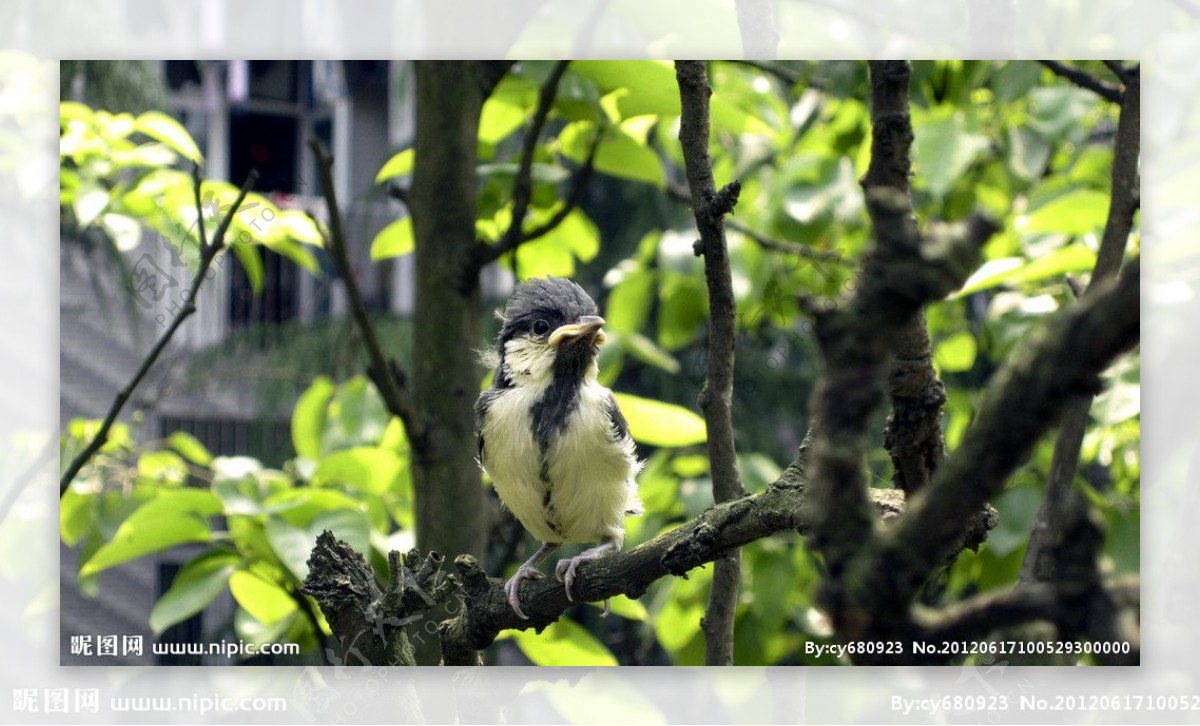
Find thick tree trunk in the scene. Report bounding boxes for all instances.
[408,61,489,662]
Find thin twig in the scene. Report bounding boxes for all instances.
[675,60,746,667]
[1038,61,1122,104]
[60,167,259,496]
[1020,67,1139,585]
[510,129,603,245]
[493,61,570,255]
[726,218,848,264]
[667,181,846,264]
[853,258,1140,627]
[308,139,426,447]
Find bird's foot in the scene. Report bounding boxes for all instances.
[504,564,545,620]
[554,540,617,602]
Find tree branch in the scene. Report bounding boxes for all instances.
[667,180,847,264]
[1038,61,1123,104]
[465,61,577,277]
[847,257,1140,634]
[675,59,747,666]
[1020,65,1139,585]
[308,138,427,449]
[860,60,949,498]
[509,129,603,245]
[60,166,258,497]
[438,468,908,661]
[302,532,452,667]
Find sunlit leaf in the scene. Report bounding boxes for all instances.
[312,447,405,495]
[955,244,1096,296]
[371,217,414,260]
[613,393,706,447]
[292,376,335,459]
[135,110,203,163]
[167,431,212,467]
[73,184,108,227]
[80,490,220,577]
[912,108,990,199]
[150,551,238,634]
[479,98,530,144]
[1020,189,1109,236]
[375,149,414,184]
[229,569,297,625]
[934,331,978,373]
[230,242,264,294]
[510,617,618,666]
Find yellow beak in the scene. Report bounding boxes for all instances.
[549,315,607,347]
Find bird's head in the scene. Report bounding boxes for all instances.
[491,277,607,389]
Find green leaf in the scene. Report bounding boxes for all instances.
[312,447,405,495]
[101,213,143,251]
[150,551,239,635]
[292,376,335,459]
[654,588,704,653]
[134,110,203,163]
[987,486,1043,557]
[264,516,315,582]
[525,207,600,261]
[324,376,390,451]
[479,98,531,144]
[264,505,372,584]
[510,617,618,666]
[73,183,109,227]
[136,450,188,487]
[606,268,654,334]
[572,61,680,118]
[956,244,1096,296]
[80,490,220,577]
[477,162,570,185]
[622,332,681,374]
[559,121,664,187]
[658,275,706,351]
[375,149,414,184]
[613,393,706,447]
[589,594,649,621]
[370,217,414,260]
[1021,189,1110,236]
[1005,125,1052,183]
[60,100,94,125]
[276,209,323,246]
[169,431,213,466]
[912,108,990,199]
[229,569,297,626]
[265,487,364,526]
[934,331,978,373]
[60,489,95,547]
[230,242,264,294]
[1027,86,1096,141]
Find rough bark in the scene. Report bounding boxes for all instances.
[1021,66,1140,584]
[675,60,748,666]
[406,61,492,662]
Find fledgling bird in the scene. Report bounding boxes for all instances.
[475,277,643,619]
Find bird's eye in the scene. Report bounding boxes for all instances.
[532,319,551,336]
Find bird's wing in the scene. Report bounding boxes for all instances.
[604,390,632,443]
[474,387,501,464]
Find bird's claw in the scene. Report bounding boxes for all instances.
[504,565,545,620]
[554,558,580,601]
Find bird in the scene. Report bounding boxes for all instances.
[475,277,643,619]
